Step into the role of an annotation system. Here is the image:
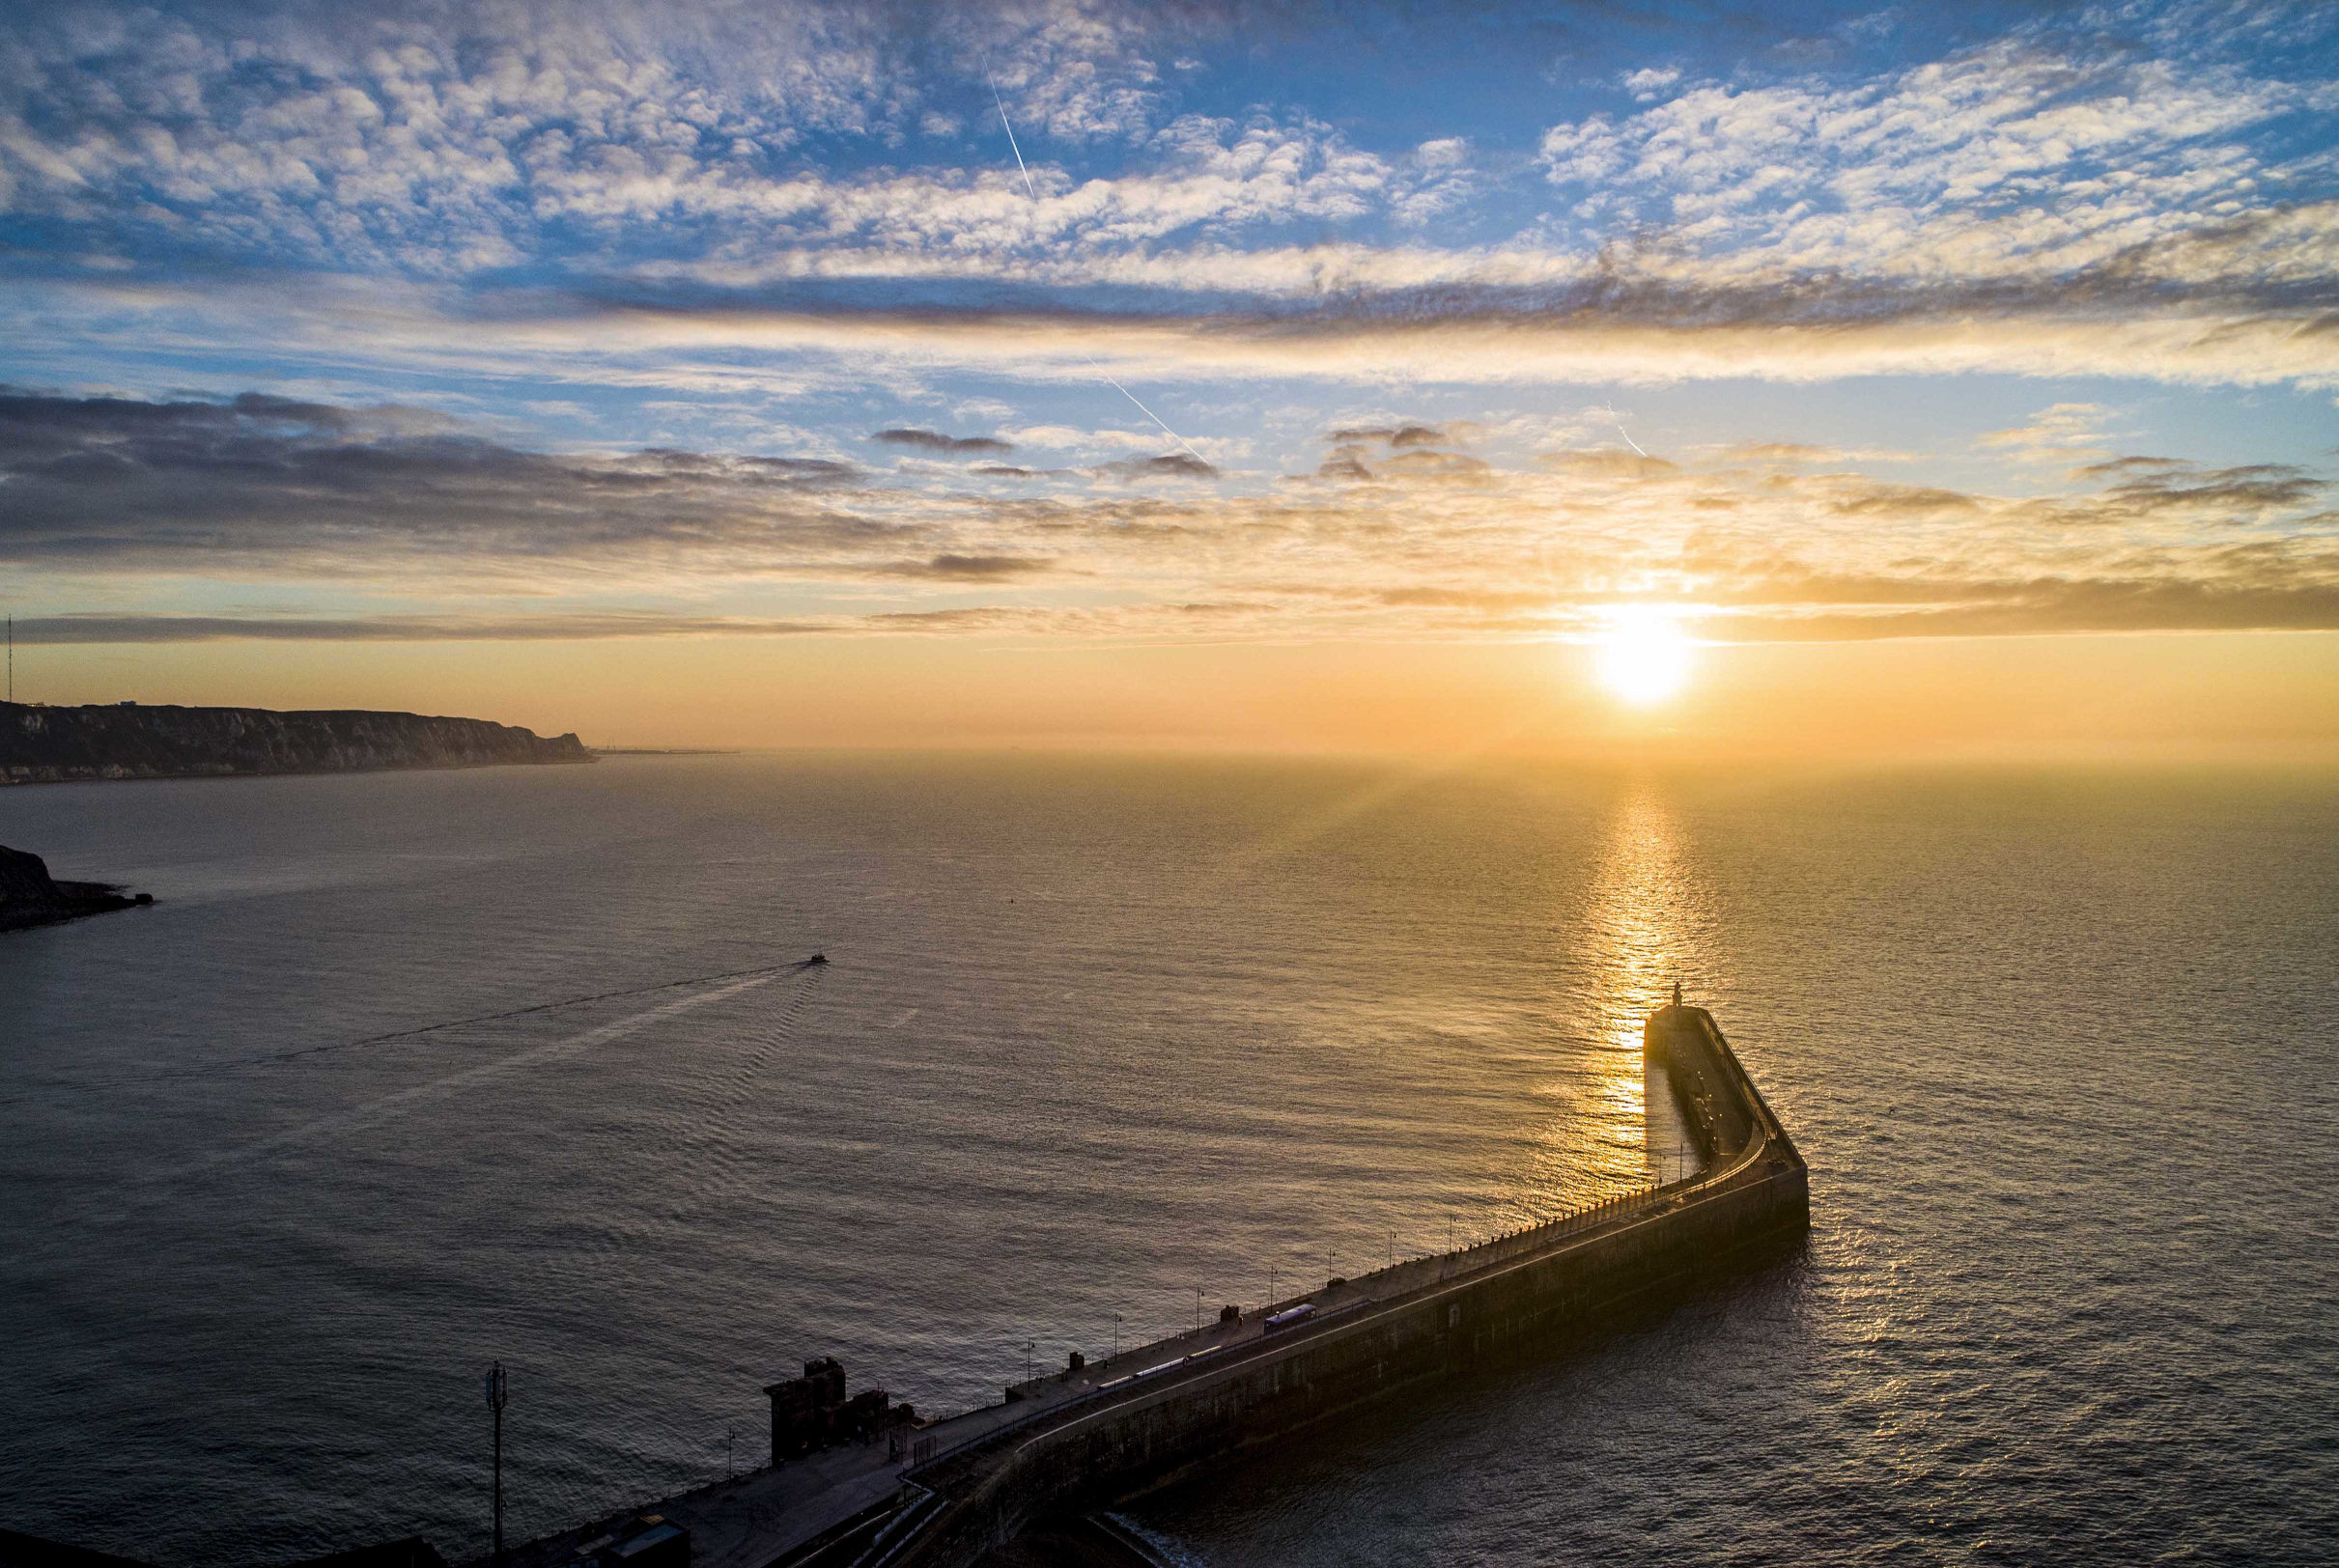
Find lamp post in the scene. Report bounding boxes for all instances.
[483,1361,508,1567]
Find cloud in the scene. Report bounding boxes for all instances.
[2073,456,2189,481]
[1303,428,1489,484]
[0,0,1397,292]
[962,456,1219,481]
[1304,421,1489,482]
[58,268,2339,401]
[6,612,828,642]
[872,427,1014,454]
[1826,483,1982,518]
[1383,449,1491,477]
[0,385,880,577]
[1331,423,1455,447]
[1705,441,1912,466]
[1538,33,2339,313]
[5,3,2333,676]
[872,553,1054,579]
[1094,453,1218,480]
[7,378,2335,648]
[1540,449,1680,481]
[1979,403,2118,462]
[1620,67,1681,101]
[1706,580,2339,640]
[1376,586,1557,610]
[1392,424,1458,449]
[860,607,1034,631]
[21,568,2339,648]
[2099,463,2328,515]
[8,3,2334,403]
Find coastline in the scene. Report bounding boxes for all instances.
[0,755,596,789]
[3,701,593,787]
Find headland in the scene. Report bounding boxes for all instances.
[0,846,153,935]
[1,701,593,786]
[0,842,153,932]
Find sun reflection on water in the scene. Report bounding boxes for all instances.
[1518,778,1707,1218]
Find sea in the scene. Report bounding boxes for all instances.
[3,753,2334,1565]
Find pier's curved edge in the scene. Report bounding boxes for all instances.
[875,1006,1810,1568]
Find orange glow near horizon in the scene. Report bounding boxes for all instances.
[14,628,2339,765]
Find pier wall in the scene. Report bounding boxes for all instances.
[894,1006,1807,1568]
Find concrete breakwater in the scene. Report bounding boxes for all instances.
[1,700,591,785]
[870,1003,1809,1567]
[475,1004,1805,1568]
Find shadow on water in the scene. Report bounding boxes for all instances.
[1103,1246,1818,1568]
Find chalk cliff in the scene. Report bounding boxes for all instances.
[1,702,593,785]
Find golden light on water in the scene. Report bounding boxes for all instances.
[1521,781,1704,1215]
[1593,605,1694,706]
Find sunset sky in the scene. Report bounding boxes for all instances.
[3,0,2336,757]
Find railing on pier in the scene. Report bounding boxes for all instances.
[907,1163,1729,1480]
[904,1006,1793,1488]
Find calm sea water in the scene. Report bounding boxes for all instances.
[3,754,2334,1565]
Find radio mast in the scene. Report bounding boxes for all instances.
[484,1360,508,1564]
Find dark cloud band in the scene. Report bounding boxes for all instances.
[871,428,1015,455]
[6,387,2334,646]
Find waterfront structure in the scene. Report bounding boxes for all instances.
[486,999,1809,1568]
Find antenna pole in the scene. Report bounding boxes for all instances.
[484,1361,508,1566]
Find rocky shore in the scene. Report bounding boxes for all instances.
[0,843,152,932]
[2,701,594,785]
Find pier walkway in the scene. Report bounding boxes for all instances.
[482,1003,1807,1568]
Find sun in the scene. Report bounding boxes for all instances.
[1593,605,1694,706]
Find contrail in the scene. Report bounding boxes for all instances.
[986,69,1213,470]
[1606,403,1649,459]
[990,74,1038,203]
